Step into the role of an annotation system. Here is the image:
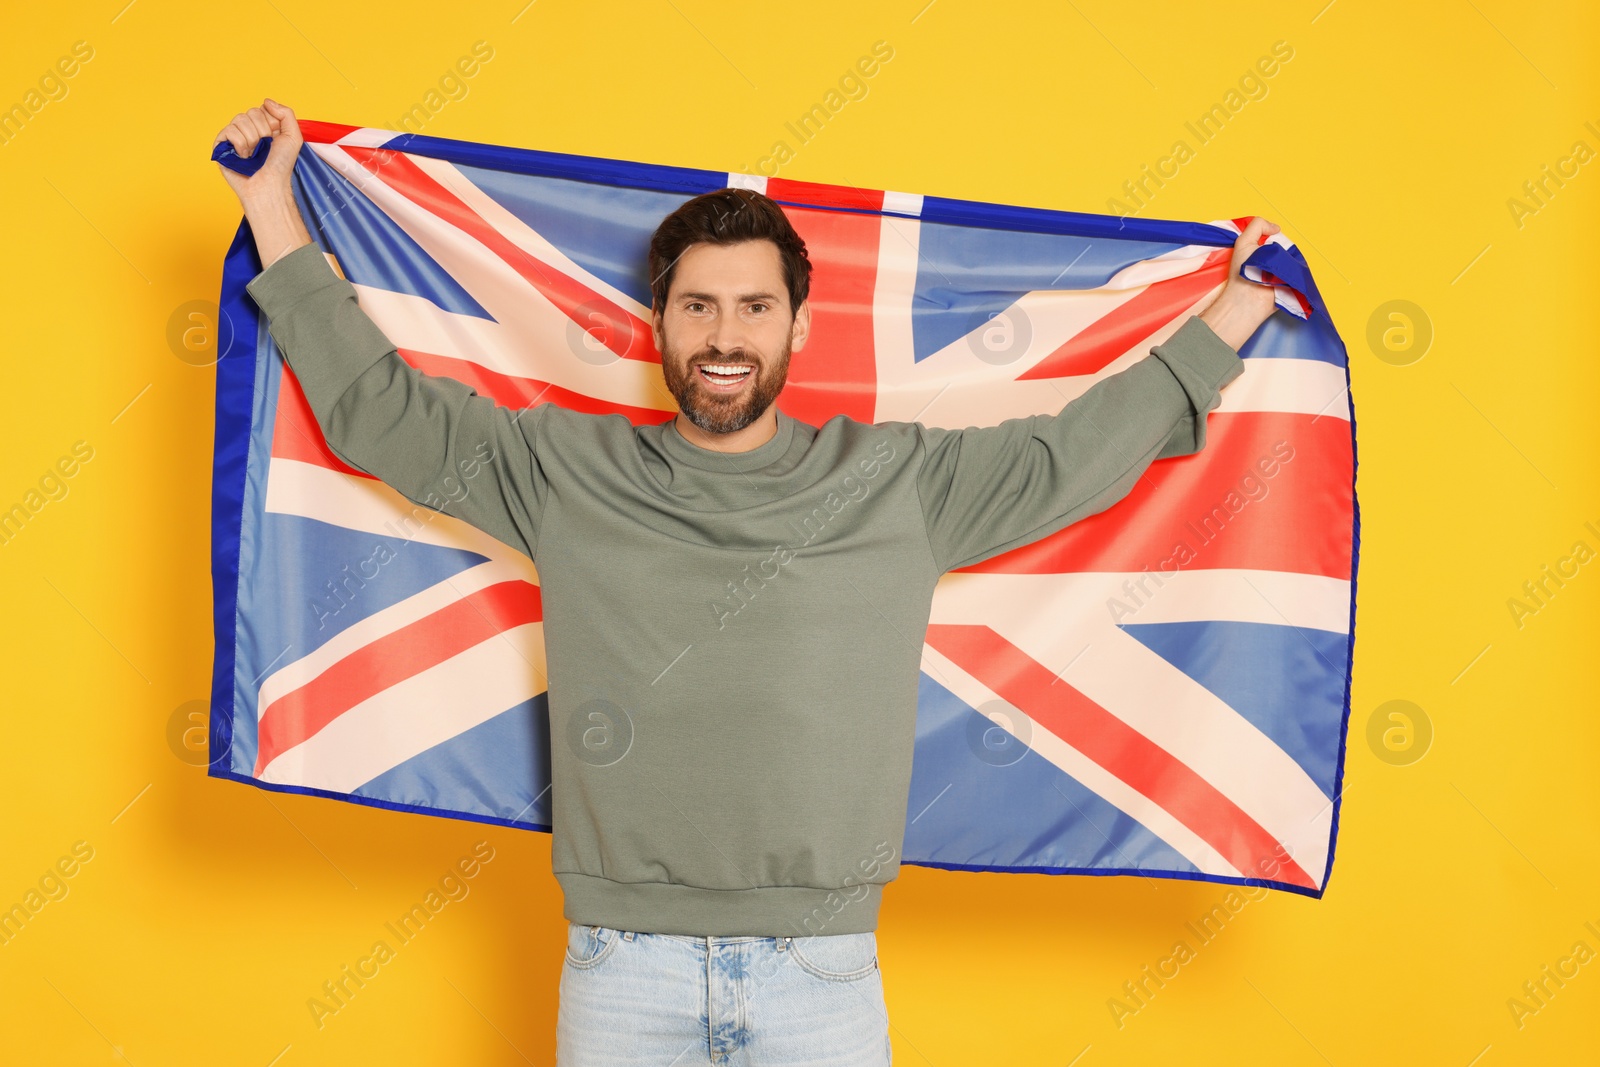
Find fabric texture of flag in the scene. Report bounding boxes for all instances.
[208,120,1359,898]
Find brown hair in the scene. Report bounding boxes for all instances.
[648,188,812,316]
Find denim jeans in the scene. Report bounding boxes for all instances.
[556,923,893,1065]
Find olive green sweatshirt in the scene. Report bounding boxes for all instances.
[245,241,1245,937]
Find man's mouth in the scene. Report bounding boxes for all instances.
[695,362,754,391]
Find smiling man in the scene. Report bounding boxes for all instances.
[650,224,811,449]
[216,99,1280,1067]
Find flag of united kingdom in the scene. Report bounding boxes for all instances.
[209,120,1357,897]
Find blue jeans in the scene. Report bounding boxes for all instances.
[556,923,893,1065]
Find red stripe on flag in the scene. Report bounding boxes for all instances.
[299,120,364,144]
[271,362,367,476]
[341,145,658,364]
[924,623,1318,890]
[957,410,1352,579]
[766,178,885,214]
[254,580,543,776]
[774,204,881,426]
[1020,249,1231,379]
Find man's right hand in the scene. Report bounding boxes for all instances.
[214,99,304,202]
[213,98,312,268]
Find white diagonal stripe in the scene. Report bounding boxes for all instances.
[256,558,538,716]
[920,640,1240,879]
[259,621,547,790]
[265,457,542,576]
[930,570,1343,885]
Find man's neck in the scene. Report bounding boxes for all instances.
[672,408,780,454]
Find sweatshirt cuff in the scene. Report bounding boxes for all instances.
[1149,314,1246,412]
[244,241,344,316]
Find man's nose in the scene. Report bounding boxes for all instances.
[705,312,747,356]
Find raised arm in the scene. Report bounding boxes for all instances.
[915,218,1280,574]
[216,100,548,561]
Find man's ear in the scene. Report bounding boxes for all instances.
[651,304,663,354]
[790,299,811,353]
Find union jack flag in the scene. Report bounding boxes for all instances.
[209,121,1357,897]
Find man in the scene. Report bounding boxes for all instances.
[215,99,1280,1066]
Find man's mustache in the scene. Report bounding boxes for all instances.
[689,351,759,366]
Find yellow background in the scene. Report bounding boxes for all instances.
[2,1,1596,1063]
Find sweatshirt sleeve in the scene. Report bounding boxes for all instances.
[914,313,1245,574]
[245,242,549,562]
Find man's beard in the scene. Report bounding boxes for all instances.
[661,335,792,436]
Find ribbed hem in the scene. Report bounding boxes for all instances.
[1153,313,1246,395]
[555,871,884,937]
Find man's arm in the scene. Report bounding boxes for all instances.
[915,218,1280,574]
[216,100,548,561]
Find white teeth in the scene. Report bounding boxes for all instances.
[700,364,752,376]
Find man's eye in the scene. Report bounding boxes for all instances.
[687,302,705,313]
[748,303,767,314]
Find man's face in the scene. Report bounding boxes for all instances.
[652,239,810,435]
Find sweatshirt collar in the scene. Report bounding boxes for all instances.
[660,409,797,473]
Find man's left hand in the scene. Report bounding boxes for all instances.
[1198,216,1282,351]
